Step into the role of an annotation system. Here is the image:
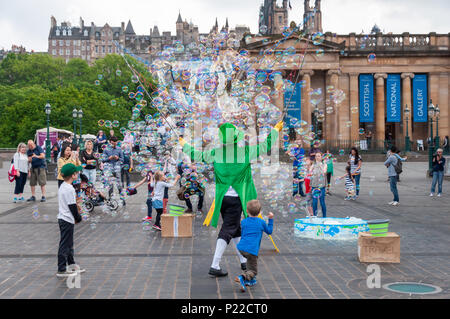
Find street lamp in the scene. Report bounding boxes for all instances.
[45,103,51,163]
[72,108,78,142]
[78,108,83,145]
[404,104,410,152]
[435,104,440,148]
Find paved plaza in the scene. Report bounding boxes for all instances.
[0,160,449,299]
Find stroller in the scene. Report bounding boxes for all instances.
[79,174,119,213]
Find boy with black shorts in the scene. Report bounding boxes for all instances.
[56,163,85,277]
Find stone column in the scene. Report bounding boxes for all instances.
[349,73,360,141]
[401,73,414,141]
[327,70,341,142]
[374,73,387,147]
[439,72,449,140]
[300,70,314,131]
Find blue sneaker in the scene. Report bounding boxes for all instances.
[235,275,246,292]
[245,278,257,287]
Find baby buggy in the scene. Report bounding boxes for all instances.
[79,174,119,213]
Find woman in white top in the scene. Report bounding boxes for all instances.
[13,143,30,202]
[150,171,181,230]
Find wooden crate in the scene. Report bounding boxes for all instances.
[358,232,400,263]
[161,214,194,238]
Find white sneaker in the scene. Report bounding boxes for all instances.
[388,201,395,205]
[392,201,399,206]
[67,264,86,273]
[429,193,434,197]
[437,193,441,197]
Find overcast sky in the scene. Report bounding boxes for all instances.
[1,0,449,52]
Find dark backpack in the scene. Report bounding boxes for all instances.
[393,157,403,174]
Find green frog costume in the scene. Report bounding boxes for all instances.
[180,121,282,276]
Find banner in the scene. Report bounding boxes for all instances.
[412,74,428,122]
[359,74,374,122]
[284,83,302,127]
[386,74,401,122]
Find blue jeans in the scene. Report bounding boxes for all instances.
[82,169,96,184]
[431,171,444,194]
[312,187,326,217]
[293,181,305,197]
[389,176,399,202]
[354,174,361,196]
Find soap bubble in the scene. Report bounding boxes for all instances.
[131,75,139,83]
[98,119,105,126]
[312,188,321,199]
[259,25,268,34]
[112,120,120,128]
[351,106,358,114]
[110,100,117,106]
[116,69,122,76]
[315,48,324,57]
[312,32,324,45]
[98,74,103,80]
[339,149,345,156]
[359,128,365,135]
[94,80,100,86]
[122,86,129,93]
[367,53,376,63]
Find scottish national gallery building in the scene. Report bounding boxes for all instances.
[245,0,450,151]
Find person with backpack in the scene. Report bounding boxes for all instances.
[384,146,400,206]
[12,143,29,203]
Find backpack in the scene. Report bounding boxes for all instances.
[393,156,403,174]
[8,159,17,182]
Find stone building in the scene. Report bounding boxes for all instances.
[259,0,289,35]
[245,0,450,149]
[48,16,125,63]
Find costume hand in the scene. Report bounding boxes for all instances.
[179,137,186,147]
[274,121,283,132]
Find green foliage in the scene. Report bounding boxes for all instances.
[0,53,156,148]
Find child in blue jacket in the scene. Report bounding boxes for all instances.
[235,199,274,292]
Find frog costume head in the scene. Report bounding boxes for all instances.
[218,123,244,145]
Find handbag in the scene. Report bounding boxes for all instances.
[8,159,17,182]
[176,186,186,200]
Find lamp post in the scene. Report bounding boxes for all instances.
[435,104,440,148]
[72,108,78,143]
[313,105,320,136]
[428,100,435,172]
[78,108,83,145]
[404,104,410,152]
[45,103,51,163]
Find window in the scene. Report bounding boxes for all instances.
[52,49,56,55]
[279,16,282,24]
[102,31,105,36]
[66,49,71,55]
[66,40,71,46]
[95,46,98,53]
[102,46,105,53]
[60,49,64,55]
[56,29,60,36]
[108,46,112,53]
[68,29,72,36]
[59,40,64,46]
[63,29,67,36]
[84,30,89,36]
[52,40,56,46]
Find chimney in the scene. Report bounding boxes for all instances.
[80,17,84,29]
[121,22,125,32]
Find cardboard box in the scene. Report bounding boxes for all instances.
[161,214,194,238]
[358,232,400,263]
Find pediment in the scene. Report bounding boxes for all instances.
[244,34,344,53]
